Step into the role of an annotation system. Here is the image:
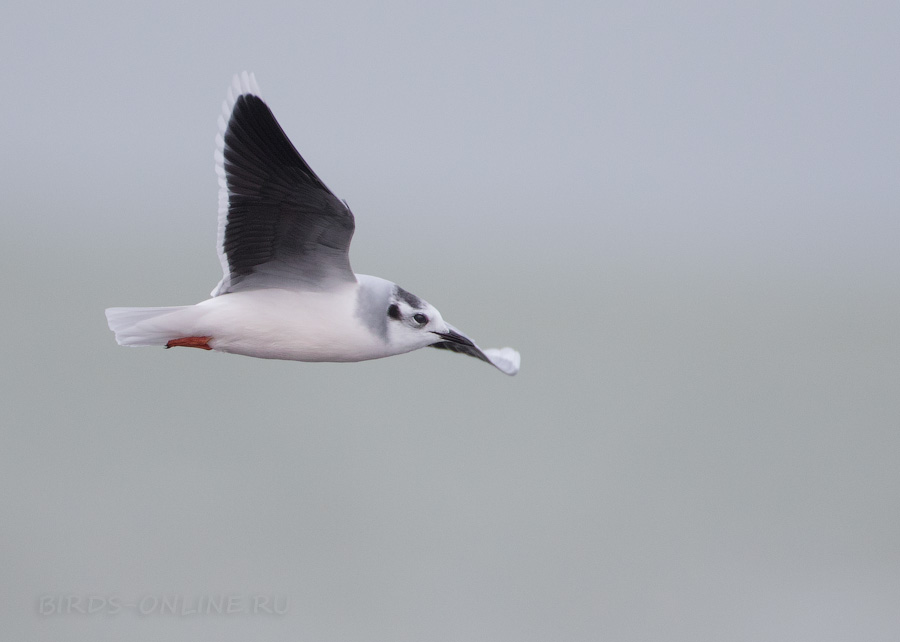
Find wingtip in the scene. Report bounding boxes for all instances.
[484,347,521,376]
[223,73,262,119]
[232,71,261,98]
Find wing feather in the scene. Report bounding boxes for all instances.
[212,73,356,296]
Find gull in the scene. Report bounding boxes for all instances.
[105,72,520,375]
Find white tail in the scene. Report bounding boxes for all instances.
[105,306,189,347]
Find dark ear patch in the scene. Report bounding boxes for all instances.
[387,304,402,320]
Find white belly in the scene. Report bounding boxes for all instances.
[185,286,389,362]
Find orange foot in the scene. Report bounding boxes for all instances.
[165,336,213,351]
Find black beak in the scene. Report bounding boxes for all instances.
[428,325,495,367]
[431,328,476,347]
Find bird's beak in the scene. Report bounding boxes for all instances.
[431,327,476,347]
[428,323,519,375]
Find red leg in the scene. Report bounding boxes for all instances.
[165,336,213,350]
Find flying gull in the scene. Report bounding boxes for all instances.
[105,73,520,375]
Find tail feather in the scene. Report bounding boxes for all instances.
[105,306,189,347]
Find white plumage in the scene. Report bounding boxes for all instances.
[106,74,520,376]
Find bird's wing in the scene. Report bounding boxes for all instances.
[429,324,520,375]
[211,72,356,296]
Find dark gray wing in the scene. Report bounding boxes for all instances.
[428,323,521,375]
[429,340,493,365]
[212,73,356,296]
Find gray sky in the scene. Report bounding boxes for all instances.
[2,1,900,641]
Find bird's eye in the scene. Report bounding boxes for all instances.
[413,313,428,325]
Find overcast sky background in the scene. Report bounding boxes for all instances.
[2,1,900,641]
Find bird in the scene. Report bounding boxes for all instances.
[105,72,520,375]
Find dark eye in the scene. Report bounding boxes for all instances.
[413,313,428,325]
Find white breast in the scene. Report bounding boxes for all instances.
[187,286,389,362]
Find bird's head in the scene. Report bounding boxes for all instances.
[355,275,519,375]
[383,285,461,352]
